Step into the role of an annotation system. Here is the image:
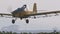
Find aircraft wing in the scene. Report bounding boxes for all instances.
[0,13,12,16]
[28,11,60,16]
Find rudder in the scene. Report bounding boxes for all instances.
[33,3,37,14]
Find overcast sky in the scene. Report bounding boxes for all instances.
[0,0,60,31]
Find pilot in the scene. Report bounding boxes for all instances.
[23,4,27,8]
[12,4,27,13]
[19,4,27,11]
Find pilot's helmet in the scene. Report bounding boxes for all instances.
[23,4,27,8]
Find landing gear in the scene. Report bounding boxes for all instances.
[12,18,29,24]
[34,16,36,19]
[12,19,15,24]
[12,18,17,24]
[20,18,22,20]
[26,19,29,24]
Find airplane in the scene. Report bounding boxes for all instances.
[0,3,60,24]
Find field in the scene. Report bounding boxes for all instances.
[0,31,60,34]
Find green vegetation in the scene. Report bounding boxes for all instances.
[0,31,60,34]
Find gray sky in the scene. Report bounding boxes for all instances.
[0,0,60,31]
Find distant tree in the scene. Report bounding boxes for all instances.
[0,31,3,34]
[37,33,41,34]
[9,31,12,34]
[40,32,44,34]
[55,32,59,34]
[5,32,10,34]
[43,32,48,34]
[22,32,28,34]
[29,32,32,34]
[13,32,17,34]
[20,32,23,34]
[48,32,53,34]
[2,31,6,34]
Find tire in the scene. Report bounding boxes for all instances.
[12,19,15,24]
[20,18,22,20]
[34,16,36,19]
[26,19,29,24]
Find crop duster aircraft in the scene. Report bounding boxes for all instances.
[0,3,60,24]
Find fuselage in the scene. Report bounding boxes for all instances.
[11,3,37,18]
[12,10,34,18]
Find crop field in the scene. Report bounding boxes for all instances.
[0,31,60,34]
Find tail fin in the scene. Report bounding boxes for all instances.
[33,3,37,14]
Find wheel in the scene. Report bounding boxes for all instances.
[26,19,29,24]
[20,18,22,20]
[34,16,36,19]
[12,19,15,24]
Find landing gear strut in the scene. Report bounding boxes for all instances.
[26,19,29,24]
[12,19,15,24]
